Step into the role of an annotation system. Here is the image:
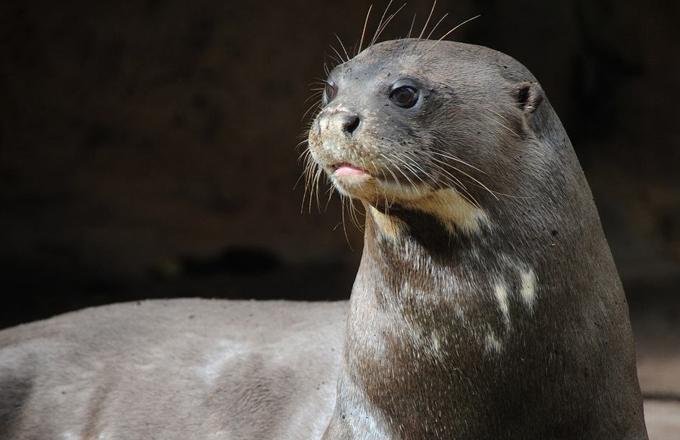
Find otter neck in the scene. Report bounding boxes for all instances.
[333,204,515,438]
[355,203,497,310]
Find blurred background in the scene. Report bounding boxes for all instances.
[0,0,678,431]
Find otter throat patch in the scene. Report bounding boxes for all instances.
[401,188,490,235]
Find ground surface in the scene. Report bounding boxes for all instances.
[632,279,680,439]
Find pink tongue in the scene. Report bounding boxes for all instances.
[335,165,367,177]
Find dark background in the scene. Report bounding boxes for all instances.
[1,0,678,337]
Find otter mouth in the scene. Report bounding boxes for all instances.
[327,161,377,198]
[331,162,371,178]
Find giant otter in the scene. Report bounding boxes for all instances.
[0,37,647,439]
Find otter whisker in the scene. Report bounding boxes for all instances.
[294,157,309,193]
[303,82,325,107]
[299,153,318,214]
[383,154,419,189]
[425,160,481,207]
[403,150,435,184]
[486,107,513,124]
[380,158,403,208]
[301,101,323,122]
[407,13,417,39]
[431,158,534,200]
[357,4,373,55]
[302,150,314,178]
[380,157,401,184]
[430,153,531,202]
[335,34,351,62]
[296,145,311,161]
[419,153,477,197]
[296,156,315,207]
[301,154,314,212]
[313,165,325,212]
[428,150,486,174]
[482,109,521,138]
[425,13,449,40]
[306,159,319,210]
[371,3,407,47]
[338,194,354,248]
[303,90,323,105]
[300,120,315,134]
[370,0,393,47]
[327,52,343,67]
[438,176,481,208]
[417,1,437,40]
[303,90,323,110]
[324,185,335,211]
[293,157,309,204]
[425,14,481,53]
[429,156,499,201]
[377,167,392,212]
[347,197,363,229]
[392,153,429,188]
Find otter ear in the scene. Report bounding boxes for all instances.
[514,81,544,114]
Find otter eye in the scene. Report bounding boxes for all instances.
[389,85,419,108]
[323,81,337,105]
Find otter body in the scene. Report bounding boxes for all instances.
[0,300,345,439]
[0,39,647,439]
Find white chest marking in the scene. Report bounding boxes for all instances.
[493,281,511,326]
[519,268,537,311]
[485,331,503,353]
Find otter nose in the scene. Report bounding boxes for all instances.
[340,113,361,135]
[323,111,361,137]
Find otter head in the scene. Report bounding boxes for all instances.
[307,39,548,235]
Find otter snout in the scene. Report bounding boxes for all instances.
[318,109,361,138]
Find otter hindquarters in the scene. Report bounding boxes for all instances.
[308,39,647,439]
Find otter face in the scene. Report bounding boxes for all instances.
[307,39,544,232]
[308,40,441,205]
